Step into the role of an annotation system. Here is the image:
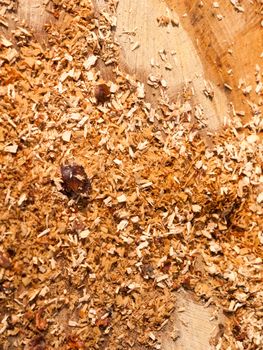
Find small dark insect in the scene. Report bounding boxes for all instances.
[94,83,111,103]
[61,164,91,198]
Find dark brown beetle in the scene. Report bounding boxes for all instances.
[60,164,91,198]
[94,83,111,103]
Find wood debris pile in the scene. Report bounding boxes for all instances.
[0,1,262,349]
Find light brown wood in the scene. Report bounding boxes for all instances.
[17,0,51,33]
[159,290,225,350]
[113,0,228,130]
[1,1,261,349]
[165,0,263,120]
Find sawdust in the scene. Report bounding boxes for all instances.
[0,1,262,349]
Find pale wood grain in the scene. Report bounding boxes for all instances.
[160,291,225,350]
[166,0,263,119]
[17,0,50,32]
[113,0,228,130]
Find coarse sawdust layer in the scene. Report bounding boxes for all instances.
[0,1,262,349]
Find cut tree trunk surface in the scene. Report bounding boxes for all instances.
[159,290,225,350]
[97,0,228,130]
[1,1,261,349]
[165,0,263,121]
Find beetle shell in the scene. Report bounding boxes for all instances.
[94,84,111,103]
[61,164,91,197]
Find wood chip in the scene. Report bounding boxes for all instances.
[62,130,71,142]
[117,194,127,203]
